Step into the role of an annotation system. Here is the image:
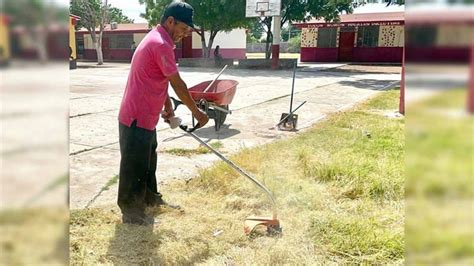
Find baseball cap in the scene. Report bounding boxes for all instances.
[162,1,194,28]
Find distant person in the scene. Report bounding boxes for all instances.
[214,45,223,67]
[130,41,137,59]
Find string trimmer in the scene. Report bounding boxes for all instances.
[179,123,282,235]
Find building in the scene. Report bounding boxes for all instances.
[293,11,404,63]
[75,23,246,62]
[405,8,472,63]
[0,14,10,65]
[10,21,68,61]
[70,14,80,69]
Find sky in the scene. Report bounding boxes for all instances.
[107,0,147,23]
[101,1,411,24]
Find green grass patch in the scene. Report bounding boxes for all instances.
[103,175,118,191]
[405,88,473,264]
[406,88,473,198]
[311,210,404,263]
[164,141,224,157]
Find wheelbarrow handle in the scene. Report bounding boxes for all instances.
[170,97,183,111]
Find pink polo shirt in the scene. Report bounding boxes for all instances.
[118,25,178,130]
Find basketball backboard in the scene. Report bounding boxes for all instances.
[245,0,281,17]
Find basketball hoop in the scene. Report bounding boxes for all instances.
[256,2,270,17]
[246,0,281,18]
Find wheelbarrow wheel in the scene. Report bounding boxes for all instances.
[214,105,228,132]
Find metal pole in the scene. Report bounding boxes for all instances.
[180,126,277,216]
[399,46,405,115]
[468,42,474,114]
[288,24,291,41]
[289,61,297,113]
[271,15,281,70]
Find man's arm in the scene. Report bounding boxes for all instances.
[168,72,209,128]
[161,96,174,122]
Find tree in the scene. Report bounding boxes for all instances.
[108,7,134,23]
[258,0,353,59]
[281,24,300,42]
[247,19,264,42]
[139,0,250,58]
[70,0,109,65]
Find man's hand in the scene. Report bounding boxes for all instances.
[168,72,210,129]
[161,110,174,122]
[192,109,209,128]
[162,97,175,123]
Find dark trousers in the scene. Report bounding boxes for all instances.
[118,120,160,214]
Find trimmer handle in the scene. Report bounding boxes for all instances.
[179,123,201,133]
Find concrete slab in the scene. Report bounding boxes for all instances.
[69,148,120,209]
[2,149,68,208]
[70,113,119,147]
[1,64,68,210]
[70,143,95,155]
[70,95,121,117]
[299,62,347,72]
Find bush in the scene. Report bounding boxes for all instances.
[288,35,301,53]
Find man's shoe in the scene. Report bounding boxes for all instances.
[146,193,181,210]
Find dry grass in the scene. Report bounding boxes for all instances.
[0,208,69,265]
[70,89,404,264]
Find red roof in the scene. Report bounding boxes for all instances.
[293,12,404,26]
[70,14,80,25]
[0,14,10,24]
[405,10,474,24]
[77,23,151,33]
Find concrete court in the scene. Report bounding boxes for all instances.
[70,62,401,209]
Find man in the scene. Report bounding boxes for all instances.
[118,2,209,225]
[213,45,223,67]
[130,41,136,54]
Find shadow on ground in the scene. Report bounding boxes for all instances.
[106,223,166,265]
[338,79,398,91]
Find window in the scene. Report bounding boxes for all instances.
[108,34,133,49]
[357,26,379,47]
[406,26,437,47]
[317,28,338,48]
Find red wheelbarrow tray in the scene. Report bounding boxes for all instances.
[188,79,238,106]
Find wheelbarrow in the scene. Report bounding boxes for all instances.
[171,79,238,132]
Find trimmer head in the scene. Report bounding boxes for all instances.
[244,215,282,235]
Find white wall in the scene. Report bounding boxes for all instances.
[133,33,146,44]
[83,34,94,49]
[192,29,246,49]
